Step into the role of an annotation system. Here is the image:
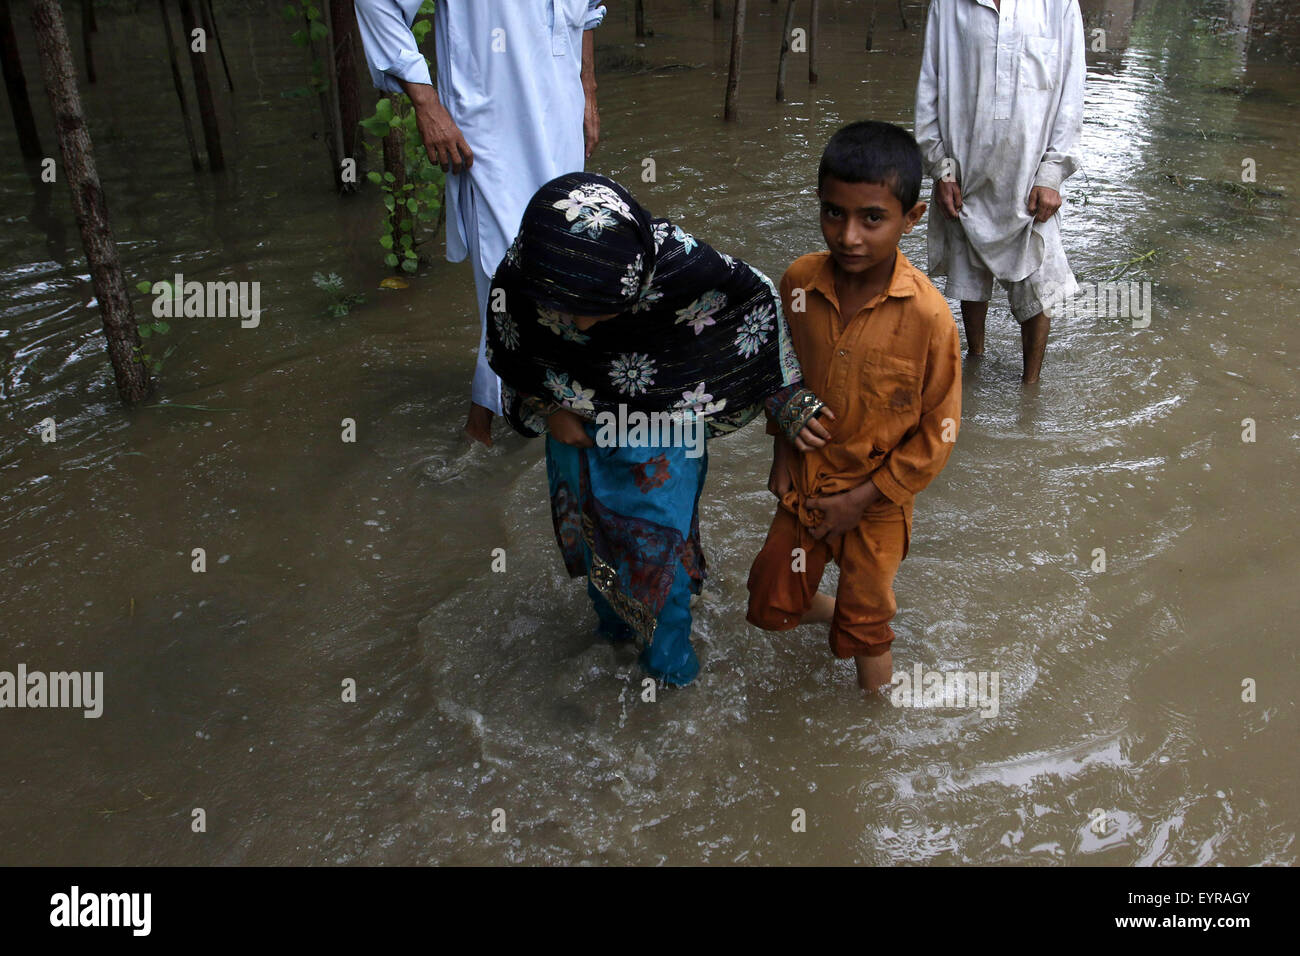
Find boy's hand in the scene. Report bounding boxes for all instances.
[935,179,963,220]
[1028,186,1062,222]
[548,407,594,447]
[806,481,883,543]
[769,437,795,498]
[794,407,835,452]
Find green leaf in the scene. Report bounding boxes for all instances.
[152,320,170,334]
[366,171,382,186]
[383,171,396,183]
[403,248,417,260]
[291,29,308,46]
[379,234,394,250]
[383,194,395,211]
[138,326,152,339]
[406,198,419,213]
[400,258,418,274]
[136,280,152,293]
[399,234,412,249]
[309,21,328,42]
[384,253,399,268]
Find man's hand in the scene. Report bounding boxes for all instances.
[794,407,835,453]
[548,407,594,447]
[1027,185,1062,223]
[769,437,795,498]
[935,179,963,220]
[806,481,884,543]
[401,81,473,174]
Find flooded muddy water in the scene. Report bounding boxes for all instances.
[1,0,1296,864]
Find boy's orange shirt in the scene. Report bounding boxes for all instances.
[774,249,962,530]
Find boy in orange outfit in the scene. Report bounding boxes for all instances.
[747,121,962,692]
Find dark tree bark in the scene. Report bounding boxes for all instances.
[329,0,362,193]
[724,0,746,121]
[159,0,201,170]
[713,0,722,19]
[635,0,645,38]
[80,0,94,83]
[1,0,43,158]
[776,0,796,101]
[30,0,152,403]
[809,0,820,84]
[201,0,234,91]
[179,0,224,169]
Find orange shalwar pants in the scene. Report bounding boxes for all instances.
[746,501,908,658]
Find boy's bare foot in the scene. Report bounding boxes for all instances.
[1020,311,1049,385]
[855,648,893,693]
[799,591,835,625]
[960,300,988,356]
[464,402,494,447]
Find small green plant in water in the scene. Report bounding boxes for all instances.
[313,272,366,317]
[281,1,330,100]
[133,279,176,375]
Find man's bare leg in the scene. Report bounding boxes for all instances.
[799,591,835,625]
[960,300,988,356]
[464,402,494,447]
[1019,311,1050,385]
[855,647,893,693]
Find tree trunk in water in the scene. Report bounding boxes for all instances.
[179,0,224,170]
[159,0,201,171]
[713,0,722,19]
[898,0,908,30]
[30,0,152,403]
[80,0,94,83]
[635,0,645,38]
[724,0,745,121]
[202,0,234,91]
[329,0,362,193]
[866,0,877,50]
[808,0,819,84]
[775,0,796,101]
[1,0,43,159]
[382,116,406,268]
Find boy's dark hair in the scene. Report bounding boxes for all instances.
[818,120,923,210]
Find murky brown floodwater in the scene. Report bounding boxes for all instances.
[1,0,1296,865]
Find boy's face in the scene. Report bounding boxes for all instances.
[817,176,926,277]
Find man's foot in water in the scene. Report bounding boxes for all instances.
[464,402,494,447]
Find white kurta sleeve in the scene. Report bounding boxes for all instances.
[1034,0,1085,191]
[913,0,950,182]
[354,0,433,93]
[584,2,607,30]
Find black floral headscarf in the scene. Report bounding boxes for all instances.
[485,173,812,439]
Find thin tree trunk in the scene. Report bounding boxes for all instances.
[382,116,406,267]
[202,0,234,91]
[159,0,201,170]
[80,0,94,83]
[635,0,645,38]
[775,0,796,101]
[808,0,819,84]
[724,0,745,121]
[329,0,361,193]
[30,0,152,403]
[179,0,224,169]
[866,0,877,50]
[0,0,43,159]
[713,0,722,19]
[898,0,908,29]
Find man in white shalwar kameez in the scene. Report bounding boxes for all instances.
[914,0,1085,383]
[355,0,606,443]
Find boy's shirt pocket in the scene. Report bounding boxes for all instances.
[860,348,925,451]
